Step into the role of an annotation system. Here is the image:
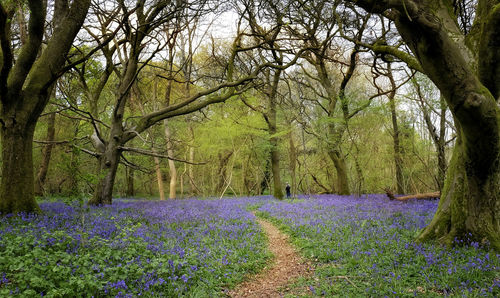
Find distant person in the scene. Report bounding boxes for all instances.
[285,182,291,198]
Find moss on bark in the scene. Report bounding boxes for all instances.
[417,132,500,251]
[0,123,41,214]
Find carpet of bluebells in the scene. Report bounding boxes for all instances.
[0,195,499,297]
[0,198,271,297]
[256,195,500,297]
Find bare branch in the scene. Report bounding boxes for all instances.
[119,146,207,165]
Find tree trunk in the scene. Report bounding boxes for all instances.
[0,122,40,214]
[353,154,365,195]
[67,146,80,196]
[259,159,271,195]
[153,155,165,200]
[188,145,196,194]
[164,120,177,199]
[387,64,405,194]
[270,141,283,199]
[415,78,449,190]
[187,125,198,196]
[217,151,233,193]
[89,143,121,205]
[35,111,56,196]
[288,125,297,196]
[89,109,124,205]
[267,85,283,199]
[417,132,499,250]
[126,167,135,197]
[327,150,350,195]
[89,34,140,205]
[0,0,91,213]
[389,96,405,194]
[359,0,500,250]
[436,96,448,189]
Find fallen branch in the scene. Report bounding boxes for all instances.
[385,188,440,201]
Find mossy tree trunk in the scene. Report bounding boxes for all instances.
[0,120,39,213]
[327,149,350,195]
[350,0,500,250]
[0,0,90,214]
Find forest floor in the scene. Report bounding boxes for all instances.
[227,215,315,297]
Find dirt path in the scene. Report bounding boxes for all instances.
[228,216,314,297]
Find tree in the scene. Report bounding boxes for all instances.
[86,0,268,205]
[285,1,372,195]
[238,0,287,199]
[0,0,91,214]
[347,0,499,250]
[372,62,406,194]
[409,74,453,190]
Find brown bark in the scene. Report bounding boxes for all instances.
[35,111,56,196]
[66,125,81,197]
[89,54,134,205]
[89,0,177,205]
[88,2,259,205]
[259,160,271,195]
[90,138,121,205]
